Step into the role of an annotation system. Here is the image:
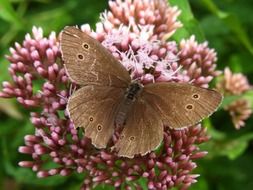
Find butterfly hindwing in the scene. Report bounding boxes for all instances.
[67,85,125,148]
[114,98,164,158]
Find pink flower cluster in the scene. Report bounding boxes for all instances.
[217,67,252,129]
[0,0,221,189]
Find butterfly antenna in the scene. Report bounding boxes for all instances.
[69,83,77,96]
[126,46,139,79]
[173,65,183,75]
[152,75,155,83]
[132,76,142,83]
[57,93,68,102]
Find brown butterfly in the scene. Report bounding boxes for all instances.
[60,26,222,158]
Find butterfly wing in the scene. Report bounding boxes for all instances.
[60,26,131,87]
[67,85,125,148]
[142,82,222,129]
[114,98,164,158]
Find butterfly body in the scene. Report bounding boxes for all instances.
[60,26,223,158]
[125,82,143,100]
[115,82,143,127]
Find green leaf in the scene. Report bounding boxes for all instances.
[243,90,253,108]
[0,0,23,28]
[93,184,114,190]
[224,139,248,160]
[220,90,253,109]
[1,136,67,186]
[204,133,253,160]
[170,0,205,41]
[0,56,11,81]
[221,95,242,108]
[190,177,208,190]
[228,53,253,74]
[200,0,253,54]
[204,120,226,140]
[137,177,148,190]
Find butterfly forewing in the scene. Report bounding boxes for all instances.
[114,98,164,158]
[142,82,222,129]
[67,85,125,148]
[60,26,131,87]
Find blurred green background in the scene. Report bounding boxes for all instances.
[0,0,253,189]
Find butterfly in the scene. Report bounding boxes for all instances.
[60,26,222,158]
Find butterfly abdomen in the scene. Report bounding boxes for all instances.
[115,82,143,127]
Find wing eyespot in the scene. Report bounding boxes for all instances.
[129,136,135,141]
[77,53,84,60]
[82,43,90,50]
[89,116,93,122]
[185,104,194,110]
[192,94,200,100]
[97,124,102,131]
